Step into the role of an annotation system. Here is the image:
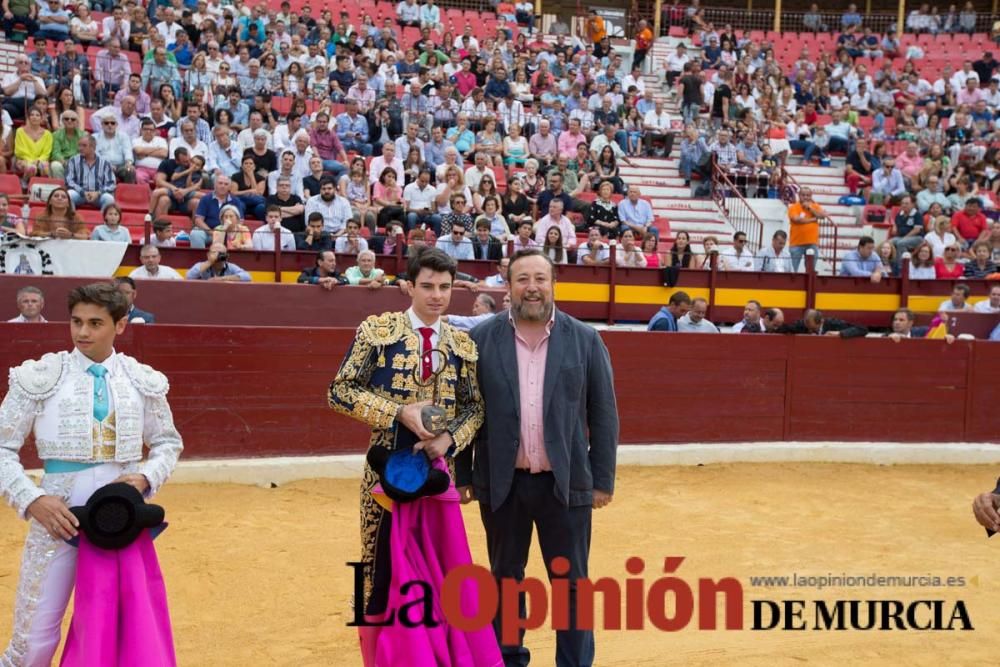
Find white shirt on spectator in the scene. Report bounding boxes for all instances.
[974,300,999,313]
[403,181,438,211]
[251,223,297,251]
[133,135,169,170]
[129,264,182,280]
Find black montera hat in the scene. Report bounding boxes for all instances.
[69,483,166,550]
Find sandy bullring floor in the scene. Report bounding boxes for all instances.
[0,463,998,666]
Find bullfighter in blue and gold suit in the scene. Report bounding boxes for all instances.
[328,308,483,614]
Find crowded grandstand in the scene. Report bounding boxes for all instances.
[0,0,997,335]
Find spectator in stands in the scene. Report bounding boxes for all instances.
[94,113,136,184]
[133,119,169,185]
[192,175,243,249]
[13,107,52,177]
[535,199,577,251]
[677,297,719,333]
[141,47,181,99]
[725,231,755,272]
[186,243,251,282]
[936,242,967,279]
[305,176,352,236]
[435,219,474,260]
[252,205,296,252]
[648,291,692,332]
[844,136,874,197]
[616,230,647,268]
[296,213,334,252]
[345,249,385,288]
[762,308,785,333]
[665,43,689,89]
[583,181,621,239]
[732,300,765,333]
[114,277,155,324]
[65,133,116,211]
[35,0,69,42]
[908,242,936,279]
[477,257,508,290]
[679,125,711,187]
[618,185,656,239]
[577,226,610,266]
[643,100,674,158]
[916,175,951,214]
[471,218,504,262]
[150,148,204,219]
[129,245,182,280]
[49,109,82,179]
[974,284,1000,313]
[964,241,998,278]
[230,154,268,221]
[31,187,87,239]
[840,236,884,280]
[951,197,990,249]
[778,309,868,338]
[267,175,306,234]
[788,187,825,272]
[403,168,441,234]
[7,286,46,322]
[93,39,131,107]
[206,125,243,184]
[886,308,927,341]
[1,0,38,37]
[335,219,370,256]
[335,101,372,158]
[297,249,343,289]
[0,194,25,235]
[510,219,541,253]
[756,230,794,272]
[870,158,907,205]
[90,203,130,243]
[891,195,926,256]
[939,283,973,311]
[528,118,558,172]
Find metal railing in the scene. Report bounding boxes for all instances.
[710,159,766,252]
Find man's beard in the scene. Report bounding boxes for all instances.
[321,193,334,202]
[512,295,553,322]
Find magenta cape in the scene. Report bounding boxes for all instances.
[360,459,502,667]
[60,531,176,667]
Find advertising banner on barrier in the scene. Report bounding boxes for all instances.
[0,234,127,277]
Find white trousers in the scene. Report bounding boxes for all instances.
[1,462,126,667]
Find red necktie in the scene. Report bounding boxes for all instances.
[418,327,434,380]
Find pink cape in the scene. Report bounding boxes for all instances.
[60,531,176,667]
[360,459,502,667]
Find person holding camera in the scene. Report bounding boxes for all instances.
[184,242,252,282]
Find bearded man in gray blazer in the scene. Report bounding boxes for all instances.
[456,249,619,667]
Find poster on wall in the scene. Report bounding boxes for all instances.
[0,233,127,277]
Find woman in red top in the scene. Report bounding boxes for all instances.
[934,244,966,279]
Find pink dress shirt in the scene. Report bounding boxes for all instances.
[512,311,554,472]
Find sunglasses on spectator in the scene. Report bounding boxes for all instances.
[103,120,117,125]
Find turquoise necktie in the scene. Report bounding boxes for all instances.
[88,364,108,422]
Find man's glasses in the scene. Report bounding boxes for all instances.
[103,120,117,125]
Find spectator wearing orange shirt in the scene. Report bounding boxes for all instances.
[634,19,654,70]
[586,10,606,45]
[787,187,826,271]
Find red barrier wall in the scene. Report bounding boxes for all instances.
[2,324,997,467]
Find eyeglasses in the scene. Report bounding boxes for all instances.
[62,117,77,122]
[103,120,117,125]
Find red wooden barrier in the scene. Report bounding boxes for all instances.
[1,324,997,470]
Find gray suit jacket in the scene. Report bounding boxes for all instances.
[455,309,619,511]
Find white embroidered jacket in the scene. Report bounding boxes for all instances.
[0,349,183,518]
